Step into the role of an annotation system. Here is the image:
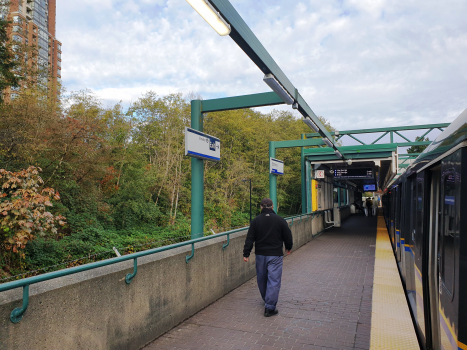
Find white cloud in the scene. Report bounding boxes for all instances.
[56,0,467,133]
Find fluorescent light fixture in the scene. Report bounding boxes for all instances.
[185,0,231,36]
[263,74,294,105]
[322,138,333,148]
[302,117,319,132]
[334,150,343,158]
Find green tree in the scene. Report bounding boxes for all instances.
[407,136,430,154]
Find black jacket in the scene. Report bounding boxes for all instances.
[243,208,293,257]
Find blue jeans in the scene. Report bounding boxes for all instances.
[255,255,283,310]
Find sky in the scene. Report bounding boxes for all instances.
[56,0,467,136]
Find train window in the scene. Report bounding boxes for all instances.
[441,170,456,295]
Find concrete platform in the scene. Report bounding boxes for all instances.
[143,213,418,350]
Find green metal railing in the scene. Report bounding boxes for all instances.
[0,212,323,323]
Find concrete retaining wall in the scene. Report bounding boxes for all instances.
[0,215,325,350]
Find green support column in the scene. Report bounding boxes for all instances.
[191,100,204,239]
[300,134,306,214]
[306,160,311,213]
[337,186,341,207]
[269,141,277,212]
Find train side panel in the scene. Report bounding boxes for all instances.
[458,147,467,349]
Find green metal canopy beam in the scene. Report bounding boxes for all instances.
[202,92,284,112]
[304,143,397,155]
[274,138,324,149]
[305,123,450,138]
[303,141,431,154]
[190,92,286,239]
[209,0,336,145]
[305,152,394,162]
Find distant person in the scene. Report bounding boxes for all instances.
[353,200,363,214]
[372,197,378,216]
[243,198,293,317]
[366,198,373,217]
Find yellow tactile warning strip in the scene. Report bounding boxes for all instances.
[370,214,420,350]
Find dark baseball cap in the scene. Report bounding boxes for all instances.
[260,198,273,208]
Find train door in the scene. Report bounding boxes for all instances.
[400,179,407,283]
[405,175,418,335]
[401,177,412,284]
[395,185,402,263]
[390,189,396,247]
[427,166,441,349]
[414,172,427,348]
[438,152,461,350]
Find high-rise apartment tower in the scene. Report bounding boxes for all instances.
[4,0,61,97]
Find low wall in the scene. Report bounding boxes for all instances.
[0,215,324,350]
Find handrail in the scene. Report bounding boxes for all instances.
[0,212,318,323]
[1,212,318,293]
[0,226,246,293]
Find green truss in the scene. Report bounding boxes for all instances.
[305,123,449,145]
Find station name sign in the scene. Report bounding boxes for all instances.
[185,127,220,162]
[270,158,284,175]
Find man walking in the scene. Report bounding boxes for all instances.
[243,198,293,317]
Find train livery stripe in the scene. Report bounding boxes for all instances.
[439,306,458,350]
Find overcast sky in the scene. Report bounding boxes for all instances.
[56,0,466,135]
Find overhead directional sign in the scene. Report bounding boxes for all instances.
[334,168,373,179]
[270,158,284,175]
[185,127,220,162]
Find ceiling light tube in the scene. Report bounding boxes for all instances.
[322,138,333,148]
[302,117,319,132]
[186,0,231,36]
[334,150,343,158]
[263,74,294,105]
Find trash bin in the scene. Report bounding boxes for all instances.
[350,204,356,214]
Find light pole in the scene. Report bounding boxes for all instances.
[242,179,252,224]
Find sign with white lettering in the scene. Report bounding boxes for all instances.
[270,158,284,175]
[185,127,220,162]
[316,170,325,179]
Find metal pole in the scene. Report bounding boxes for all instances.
[306,160,311,212]
[301,134,306,214]
[191,100,204,239]
[269,141,277,212]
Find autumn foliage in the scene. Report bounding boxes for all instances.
[0,166,66,257]
[0,87,336,279]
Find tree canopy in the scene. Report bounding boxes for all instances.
[407,136,430,154]
[0,81,336,280]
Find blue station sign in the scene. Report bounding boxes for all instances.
[185,127,221,162]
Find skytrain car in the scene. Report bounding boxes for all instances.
[383,108,467,350]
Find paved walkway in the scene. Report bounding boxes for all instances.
[144,214,378,350]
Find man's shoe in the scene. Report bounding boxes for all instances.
[264,308,279,317]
